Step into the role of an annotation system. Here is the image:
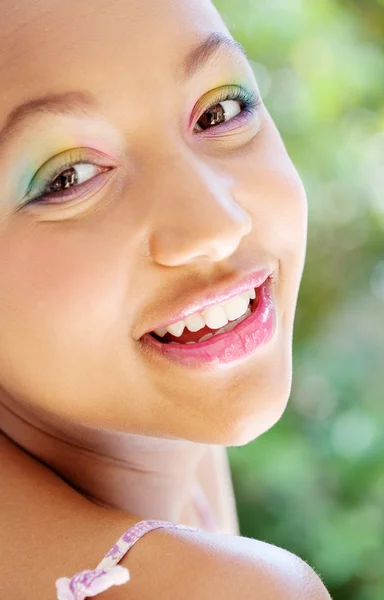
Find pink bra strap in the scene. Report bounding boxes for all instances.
[55,520,199,600]
[97,519,199,569]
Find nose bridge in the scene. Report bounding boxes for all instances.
[146,148,252,266]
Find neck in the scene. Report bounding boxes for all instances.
[0,396,208,523]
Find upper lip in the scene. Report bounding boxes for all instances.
[138,267,273,339]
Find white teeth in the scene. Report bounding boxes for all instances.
[212,307,251,336]
[202,304,229,329]
[198,333,214,342]
[152,287,257,338]
[222,294,249,322]
[153,326,168,337]
[185,313,206,332]
[166,320,185,337]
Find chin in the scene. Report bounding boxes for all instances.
[203,360,293,447]
[212,396,290,447]
[229,405,288,446]
[221,364,293,448]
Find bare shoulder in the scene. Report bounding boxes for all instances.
[106,526,332,600]
[0,433,331,599]
[0,432,140,598]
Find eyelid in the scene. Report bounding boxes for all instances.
[24,146,118,201]
[191,84,262,139]
[17,167,118,215]
[190,85,260,127]
[190,84,261,134]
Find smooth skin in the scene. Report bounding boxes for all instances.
[0,432,330,599]
[0,0,331,598]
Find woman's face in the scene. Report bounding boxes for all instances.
[0,0,307,445]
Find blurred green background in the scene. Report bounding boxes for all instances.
[213,1,384,599]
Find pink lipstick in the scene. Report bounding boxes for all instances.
[139,276,276,369]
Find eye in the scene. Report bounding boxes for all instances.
[48,163,108,194]
[22,148,115,207]
[193,85,261,134]
[195,100,243,132]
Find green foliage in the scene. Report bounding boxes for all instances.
[213,1,384,599]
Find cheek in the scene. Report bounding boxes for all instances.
[257,159,307,263]
[225,121,308,339]
[0,223,131,370]
[231,126,308,270]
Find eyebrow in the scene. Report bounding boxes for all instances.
[182,32,250,80]
[0,90,100,143]
[0,32,250,142]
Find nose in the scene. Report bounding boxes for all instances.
[147,151,252,267]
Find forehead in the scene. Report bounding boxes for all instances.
[0,0,228,112]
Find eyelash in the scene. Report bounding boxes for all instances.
[194,85,261,134]
[23,86,261,207]
[22,149,115,207]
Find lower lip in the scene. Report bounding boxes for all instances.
[140,277,277,368]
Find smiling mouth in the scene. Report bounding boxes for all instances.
[140,276,276,368]
[149,294,258,345]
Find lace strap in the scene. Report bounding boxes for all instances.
[55,520,199,600]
